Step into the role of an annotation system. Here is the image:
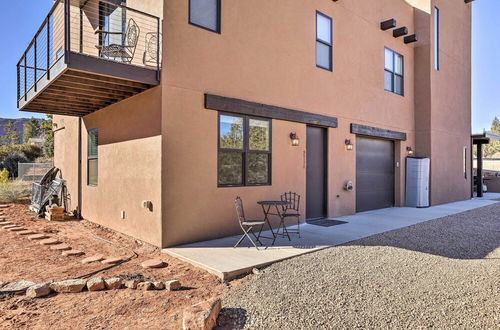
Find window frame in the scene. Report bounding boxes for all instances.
[434,6,440,71]
[315,11,333,72]
[188,0,221,34]
[384,47,404,96]
[87,128,98,187]
[217,113,272,187]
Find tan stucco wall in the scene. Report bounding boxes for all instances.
[161,0,421,246]
[53,0,472,248]
[414,0,472,204]
[55,86,163,246]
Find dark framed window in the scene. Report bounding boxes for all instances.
[384,47,404,96]
[189,0,221,33]
[218,114,271,187]
[87,129,98,186]
[316,11,333,71]
[434,7,440,71]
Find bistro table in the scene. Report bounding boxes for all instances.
[257,200,291,245]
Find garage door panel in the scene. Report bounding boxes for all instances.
[356,173,395,192]
[356,137,395,212]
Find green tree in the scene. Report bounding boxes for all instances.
[41,115,54,158]
[483,117,500,158]
[1,120,20,145]
[22,118,41,144]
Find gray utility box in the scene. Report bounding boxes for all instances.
[405,157,430,208]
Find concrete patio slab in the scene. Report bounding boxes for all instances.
[162,197,498,280]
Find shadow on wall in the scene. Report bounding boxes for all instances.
[343,205,500,260]
[82,87,162,146]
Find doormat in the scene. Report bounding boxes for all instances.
[306,219,348,227]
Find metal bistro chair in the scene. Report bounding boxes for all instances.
[143,32,162,67]
[234,197,266,249]
[280,192,302,238]
[95,18,140,64]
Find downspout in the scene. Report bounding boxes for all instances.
[77,117,82,219]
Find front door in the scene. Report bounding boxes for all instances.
[306,126,327,220]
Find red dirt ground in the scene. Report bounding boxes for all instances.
[0,201,230,329]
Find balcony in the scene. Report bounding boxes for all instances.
[17,0,161,117]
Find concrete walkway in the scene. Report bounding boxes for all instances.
[162,195,500,280]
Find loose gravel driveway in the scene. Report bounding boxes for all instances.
[218,203,500,329]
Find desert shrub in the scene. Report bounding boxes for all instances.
[0,180,30,203]
[1,154,28,178]
[0,169,8,184]
[20,144,43,162]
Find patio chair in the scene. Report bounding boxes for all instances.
[234,197,266,249]
[280,192,301,238]
[95,18,140,64]
[143,32,162,67]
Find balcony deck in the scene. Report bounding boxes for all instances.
[17,0,161,117]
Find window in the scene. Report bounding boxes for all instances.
[98,0,126,49]
[189,0,221,33]
[218,114,271,186]
[87,129,98,186]
[316,11,333,71]
[434,7,440,71]
[384,47,404,96]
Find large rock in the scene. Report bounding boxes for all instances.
[153,281,165,290]
[137,282,153,291]
[62,250,85,257]
[125,280,140,289]
[182,298,222,330]
[101,257,123,265]
[50,279,87,293]
[141,259,166,269]
[165,280,182,291]
[26,283,52,298]
[81,255,105,264]
[104,277,123,290]
[50,244,71,251]
[27,234,49,240]
[87,277,106,291]
[0,280,36,294]
[39,238,61,245]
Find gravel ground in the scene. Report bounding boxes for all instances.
[218,203,500,329]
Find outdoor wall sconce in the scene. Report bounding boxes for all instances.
[380,19,397,31]
[393,27,408,38]
[406,146,414,156]
[404,34,418,44]
[290,132,300,146]
[345,139,354,151]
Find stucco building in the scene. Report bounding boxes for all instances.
[17,0,473,247]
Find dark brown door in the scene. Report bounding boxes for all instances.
[306,126,327,220]
[356,137,395,212]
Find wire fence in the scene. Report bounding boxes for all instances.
[18,162,54,182]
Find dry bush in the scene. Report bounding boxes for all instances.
[0,180,30,203]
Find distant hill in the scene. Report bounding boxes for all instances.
[0,118,43,144]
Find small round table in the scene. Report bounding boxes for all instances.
[257,200,291,245]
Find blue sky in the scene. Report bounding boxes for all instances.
[0,0,497,133]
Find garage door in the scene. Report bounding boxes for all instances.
[356,137,395,212]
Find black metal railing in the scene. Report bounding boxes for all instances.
[17,0,161,104]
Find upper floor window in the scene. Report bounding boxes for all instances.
[434,7,440,71]
[384,48,404,96]
[189,0,221,33]
[218,114,271,187]
[316,11,333,71]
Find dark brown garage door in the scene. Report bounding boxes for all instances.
[356,137,395,212]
